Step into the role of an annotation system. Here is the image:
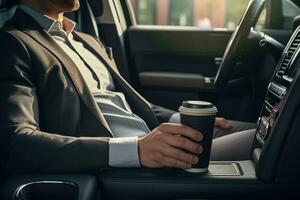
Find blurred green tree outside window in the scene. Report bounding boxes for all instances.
[169,0,194,26]
[135,0,156,25]
[130,0,254,29]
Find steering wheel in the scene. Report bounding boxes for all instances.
[214,0,266,89]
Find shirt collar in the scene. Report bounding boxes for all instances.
[19,4,76,35]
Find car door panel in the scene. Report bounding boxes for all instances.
[128,25,233,110]
[139,72,207,89]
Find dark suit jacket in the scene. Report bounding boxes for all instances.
[0,9,159,174]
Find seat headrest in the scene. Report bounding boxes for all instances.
[88,0,103,17]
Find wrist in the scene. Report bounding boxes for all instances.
[137,137,144,167]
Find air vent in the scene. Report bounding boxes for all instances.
[277,30,300,77]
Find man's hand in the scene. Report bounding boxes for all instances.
[138,123,203,169]
[215,117,232,130]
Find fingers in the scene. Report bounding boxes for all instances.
[215,118,232,129]
[158,143,199,165]
[157,153,192,169]
[160,123,203,142]
[138,123,205,169]
[161,133,203,154]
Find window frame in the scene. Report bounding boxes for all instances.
[291,0,300,7]
[124,0,291,30]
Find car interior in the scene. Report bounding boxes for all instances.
[0,0,300,199]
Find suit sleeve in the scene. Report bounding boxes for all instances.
[151,104,177,123]
[0,31,110,174]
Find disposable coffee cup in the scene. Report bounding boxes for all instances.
[179,100,218,173]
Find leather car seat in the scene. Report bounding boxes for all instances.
[0,0,103,183]
[65,0,103,37]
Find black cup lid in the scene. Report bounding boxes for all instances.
[182,101,213,109]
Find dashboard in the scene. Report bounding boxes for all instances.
[254,26,300,183]
[256,26,300,144]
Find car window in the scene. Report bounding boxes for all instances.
[130,0,251,29]
[283,0,300,17]
[255,5,267,30]
[282,0,300,29]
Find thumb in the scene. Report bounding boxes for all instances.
[215,118,232,129]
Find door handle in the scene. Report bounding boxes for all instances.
[215,57,223,66]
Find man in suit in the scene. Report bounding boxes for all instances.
[0,0,256,174]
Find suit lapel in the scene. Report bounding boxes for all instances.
[12,9,112,134]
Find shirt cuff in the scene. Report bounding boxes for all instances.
[109,137,141,167]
